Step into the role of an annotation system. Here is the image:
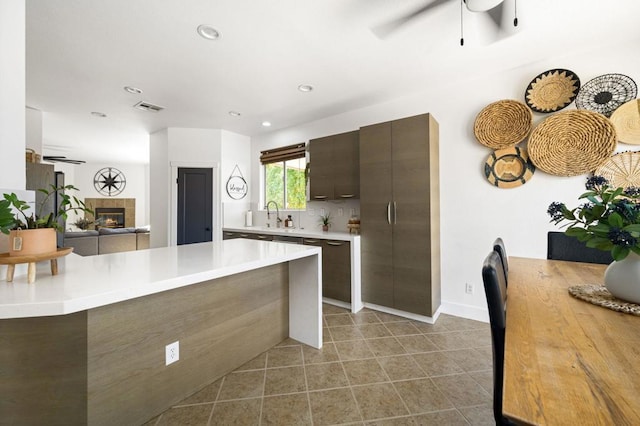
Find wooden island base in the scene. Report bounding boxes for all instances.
[0,264,289,426]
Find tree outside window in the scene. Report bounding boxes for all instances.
[264,157,306,209]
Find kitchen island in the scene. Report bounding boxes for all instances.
[0,239,321,426]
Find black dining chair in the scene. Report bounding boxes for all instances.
[493,237,508,284]
[482,250,513,426]
[547,231,613,264]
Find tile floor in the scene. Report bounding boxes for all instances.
[146,304,494,425]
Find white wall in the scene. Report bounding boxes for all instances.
[150,129,170,247]
[221,130,251,228]
[0,1,26,190]
[251,39,640,321]
[57,162,148,229]
[150,127,223,247]
[25,107,43,154]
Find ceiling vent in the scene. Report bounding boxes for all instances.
[133,101,164,112]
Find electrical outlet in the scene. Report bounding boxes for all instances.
[320,208,325,216]
[166,341,179,366]
[338,208,343,216]
[465,283,474,294]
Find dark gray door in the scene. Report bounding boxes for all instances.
[177,167,213,245]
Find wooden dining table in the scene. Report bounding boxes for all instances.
[504,257,640,425]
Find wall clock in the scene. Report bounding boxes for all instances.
[94,167,126,196]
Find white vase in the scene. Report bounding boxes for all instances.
[604,251,640,304]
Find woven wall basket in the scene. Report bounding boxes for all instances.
[575,73,637,118]
[610,99,640,145]
[525,69,580,113]
[474,99,533,149]
[528,110,617,176]
[595,151,640,189]
[484,146,535,188]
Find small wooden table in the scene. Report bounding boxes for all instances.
[504,257,640,424]
[0,247,73,283]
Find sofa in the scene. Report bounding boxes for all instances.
[63,227,150,256]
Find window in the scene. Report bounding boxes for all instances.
[261,143,306,209]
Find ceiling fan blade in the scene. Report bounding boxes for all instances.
[486,2,505,30]
[371,0,453,39]
[43,156,86,165]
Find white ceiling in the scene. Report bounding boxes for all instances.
[26,0,640,165]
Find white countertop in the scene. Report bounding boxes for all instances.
[223,226,360,242]
[0,239,321,320]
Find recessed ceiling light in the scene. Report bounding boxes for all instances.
[262,121,272,127]
[124,86,143,95]
[228,111,241,117]
[298,84,314,92]
[197,24,221,40]
[91,111,107,118]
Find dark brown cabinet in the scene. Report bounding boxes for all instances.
[309,130,359,201]
[359,113,440,316]
[303,238,351,303]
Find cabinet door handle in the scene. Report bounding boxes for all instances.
[239,234,249,237]
[313,195,328,200]
[225,232,235,236]
[339,194,355,198]
[304,239,319,243]
[393,201,397,225]
[258,235,269,239]
[387,202,391,225]
[326,241,344,246]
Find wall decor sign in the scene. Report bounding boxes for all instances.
[226,164,248,200]
[93,167,126,196]
[575,73,637,117]
[524,68,581,113]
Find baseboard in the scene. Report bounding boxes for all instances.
[322,297,351,311]
[362,302,440,324]
[439,300,489,323]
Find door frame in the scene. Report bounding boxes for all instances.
[169,161,221,246]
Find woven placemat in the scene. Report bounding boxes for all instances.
[528,109,617,176]
[610,99,640,145]
[594,151,640,189]
[474,100,533,149]
[568,284,640,316]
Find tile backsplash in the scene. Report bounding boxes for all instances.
[223,199,360,233]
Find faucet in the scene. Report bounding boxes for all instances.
[265,201,282,228]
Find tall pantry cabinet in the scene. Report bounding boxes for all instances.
[359,113,440,317]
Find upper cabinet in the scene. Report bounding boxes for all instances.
[309,130,359,201]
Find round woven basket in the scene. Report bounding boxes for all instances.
[528,110,617,176]
[610,99,640,145]
[575,73,637,118]
[474,100,533,149]
[594,151,640,189]
[484,146,535,189]
[525,69,580,113]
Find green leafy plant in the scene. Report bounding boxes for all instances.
[547,176,640,261]
[319,213,331,227]
[0,185,93,235]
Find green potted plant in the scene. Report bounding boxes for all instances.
[548,175,640,303]
[319,212,331,232]
[1,184,93,256]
